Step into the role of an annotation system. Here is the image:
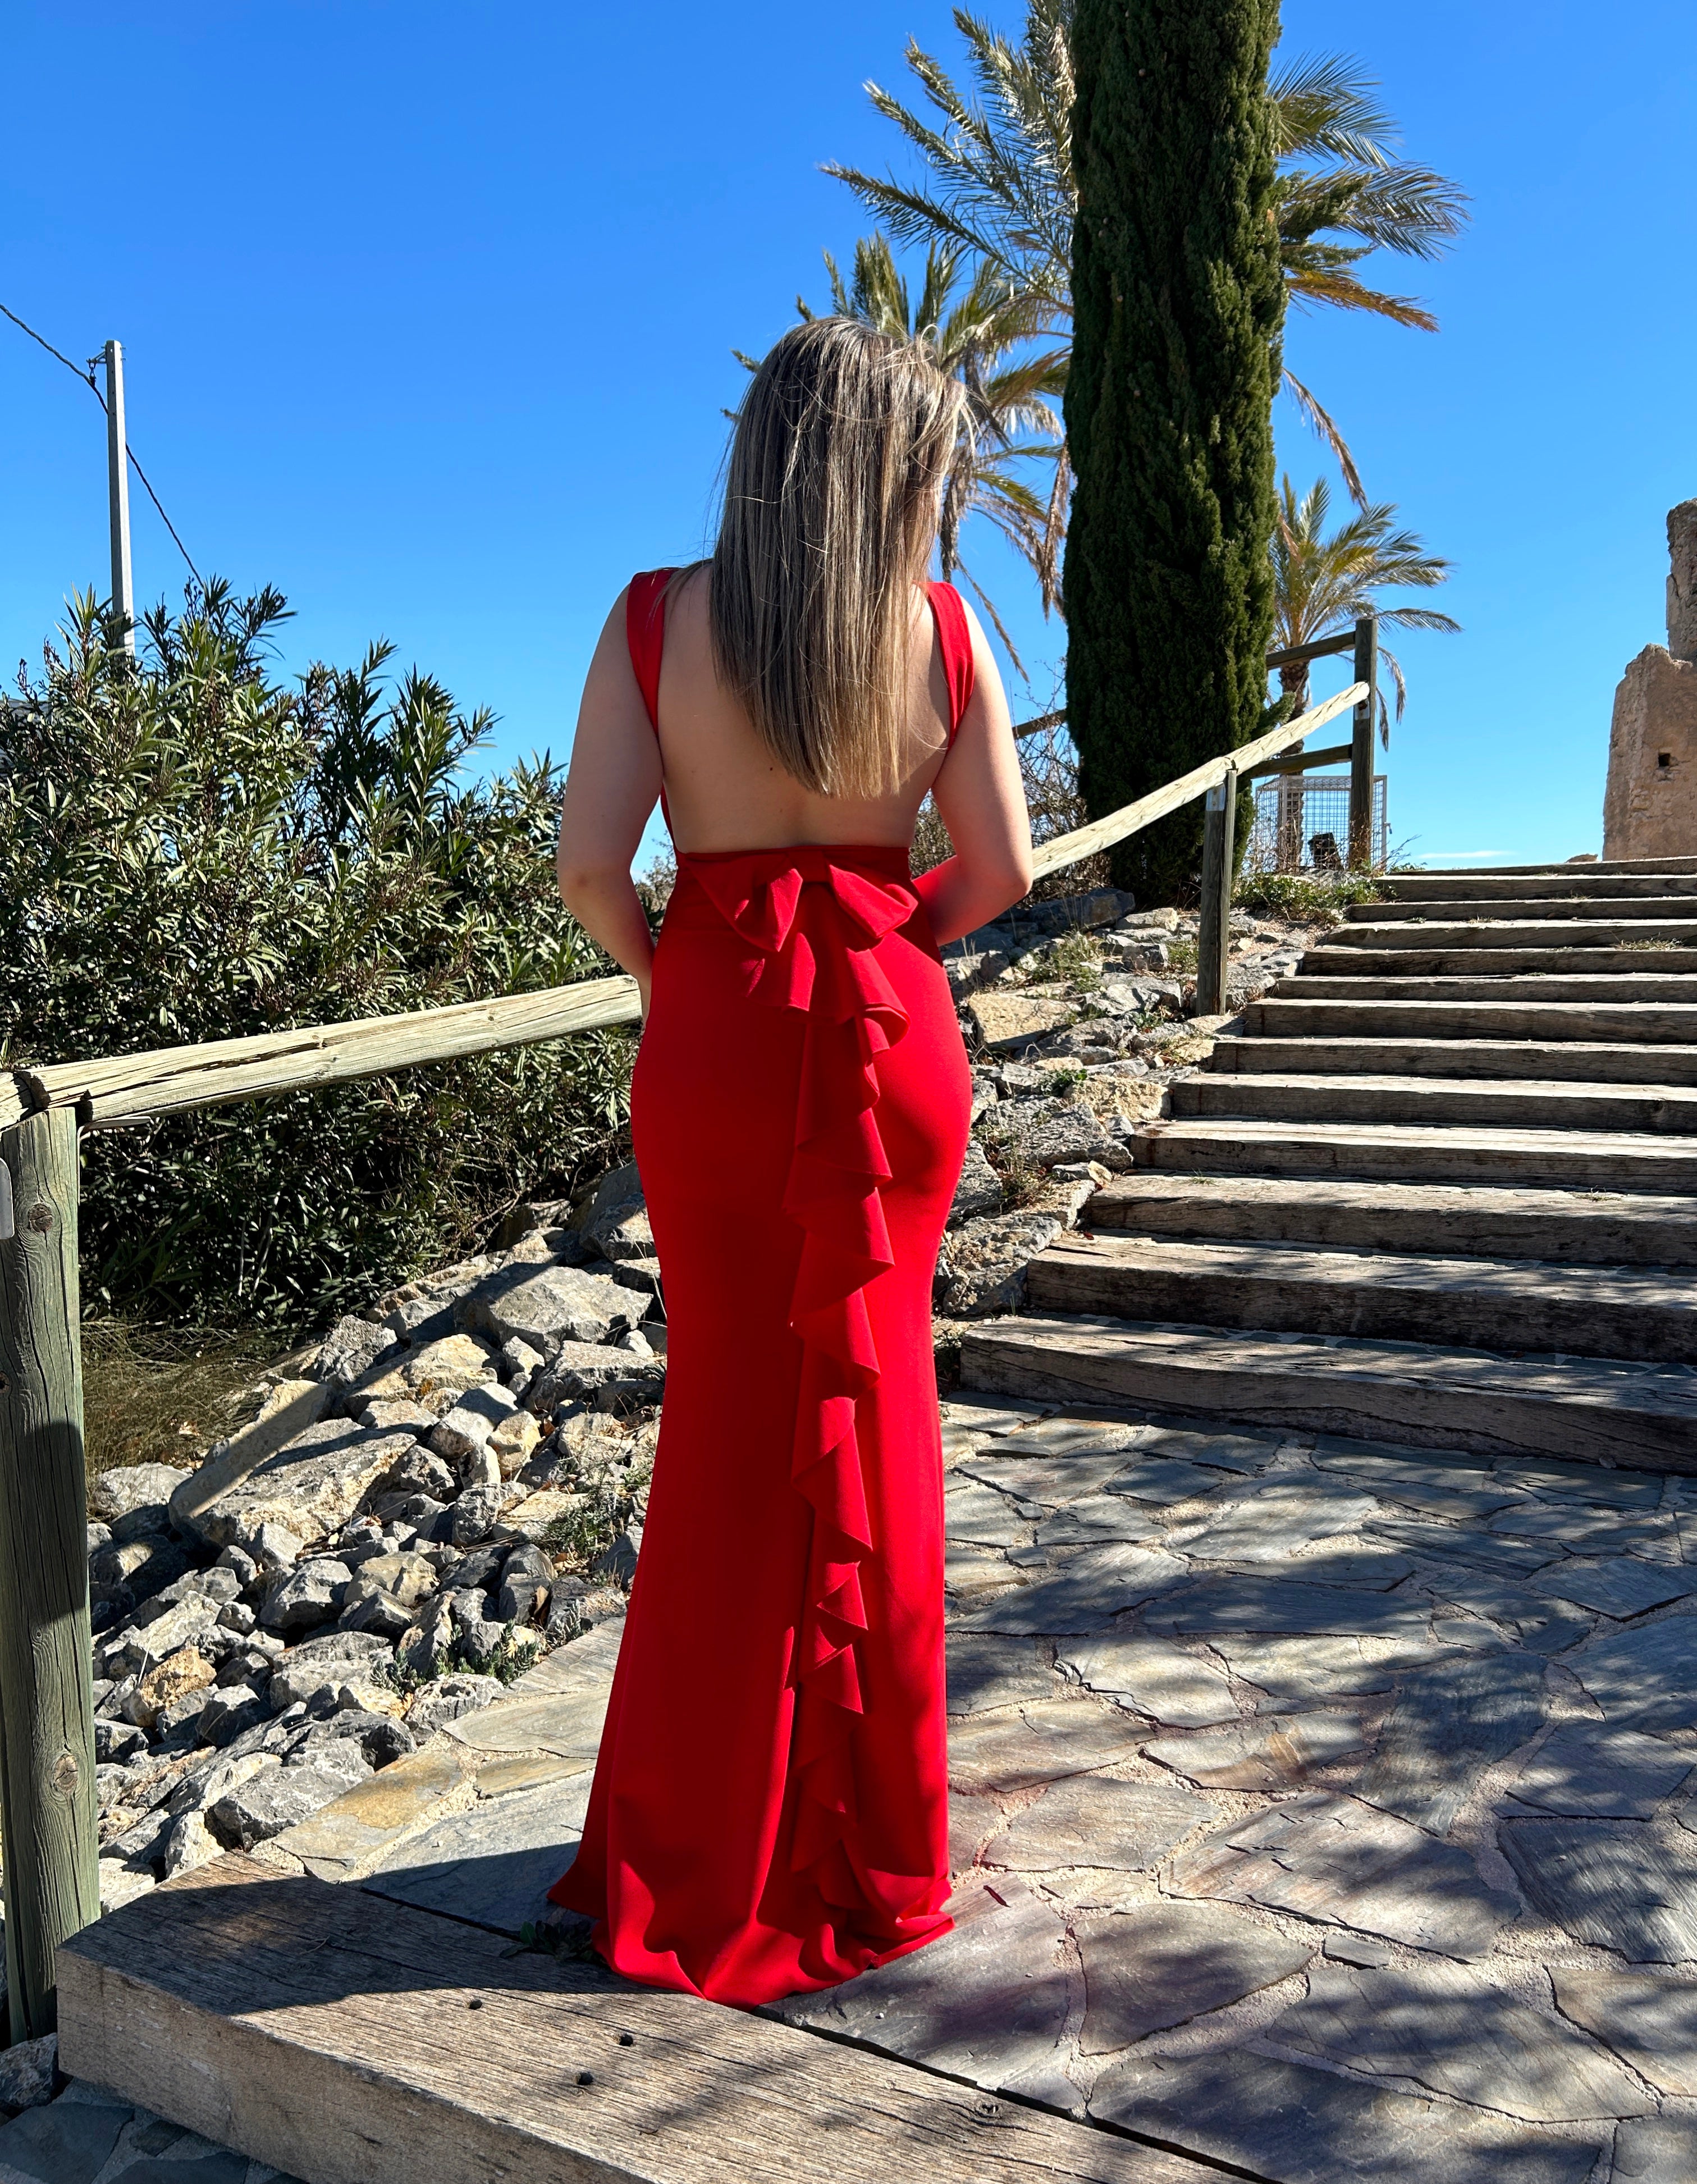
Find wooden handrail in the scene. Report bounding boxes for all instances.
[2,975,642,1132]
[1027,681,1365,880]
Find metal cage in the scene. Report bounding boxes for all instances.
[1245,773,1389,874]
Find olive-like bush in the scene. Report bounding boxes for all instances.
[1,583,633,1329]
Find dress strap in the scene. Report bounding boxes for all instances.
[926,581,976,747]
[626,568,678,734]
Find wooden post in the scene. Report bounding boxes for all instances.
[0,1109,99,2040]
[1348,614,1378,869]
[1195,766,1237,1016]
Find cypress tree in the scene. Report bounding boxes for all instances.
[1063,0,1285,904]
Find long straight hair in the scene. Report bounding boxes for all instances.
[708,318,965,798]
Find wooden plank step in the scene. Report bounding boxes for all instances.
[58,1854,1204,2184]
[1211,1036,1697,1086]
[1347,895,1697,924]
[960,1314,1697,1467]
[1375,872,1697,900]
[1447,856,1697,875]
[1247,997,1697,1043]
[1285,967,1697,996]
[1028,1232,1697,1364]
[1173,1071,1697,1134]
[1087,1171,1697,1265]
[1332,919,1697,950]
[1131,1116,1697,1191]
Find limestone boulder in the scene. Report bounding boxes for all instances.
[313,1314,398,1390]
[262,1557,353,1633]
[88,1463,191,1526]
[127,1646,217,1730]
[966,992,1077,1053]
[458,1263,638,1359]
[351,1332,502,1415]
[428,1381,519,1463]
[170,1378,337,1536]
[937,1209,1068,1318]
[181,1418,419,1550]
[949,1141,1004,1227]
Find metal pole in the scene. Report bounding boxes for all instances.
[103,340,135,655]
[1196,766,1237,1016]
[0,1109,99,2040]
[1348,614,1378,870]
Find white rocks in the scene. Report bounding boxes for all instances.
[209,1758,365,1848]
[88,1463,191,1525]
[185,1419,419,1551]
[261,1557,353,1633]
[169,1378,337,1536]
[353,1332,502,1414]
[939,1209,1068,1318]
[314,1313,399,1388]
[460,1263,639,1359]
[405,1673,505,1735]
[490,1408,542,1477]
[949,1140,1004,1225]
[532,1341,663,1411]
[0,2035,59,2114]
[428,1381,519,1463]
[448,1483,510,1547]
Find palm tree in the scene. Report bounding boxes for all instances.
[1270,474,1459,735]
[795,235,1068,652]
[825,6,1467,506]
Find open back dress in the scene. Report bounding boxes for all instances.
[547,570,976,2005]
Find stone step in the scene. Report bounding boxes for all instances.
[1376,872,1697,901]
[1248,997,1697,1043]
[1210,1036,1697,1086]
[960,1313,1697,1466]
[1348,896,1697,925]
[1330,918,1697,951]
[1027,1232,1697,1364]
[1087,1171,1697,1265]
[1131,1116,1697,1191]
[1172,1071,1697,1135]
[1286,966,1697,996]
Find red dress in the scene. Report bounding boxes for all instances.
[548,572,976,2005]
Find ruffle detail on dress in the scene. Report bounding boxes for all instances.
[680,844,917,1912]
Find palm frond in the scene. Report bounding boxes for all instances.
[1280,369,1367,510]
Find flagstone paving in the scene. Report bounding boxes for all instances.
[40,1392,1697,2183]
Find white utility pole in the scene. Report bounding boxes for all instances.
[103,339,134,653]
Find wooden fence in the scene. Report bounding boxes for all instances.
[0,658,1365,2041]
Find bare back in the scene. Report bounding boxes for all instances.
[557,564,1031,988]
[648,567,964,852]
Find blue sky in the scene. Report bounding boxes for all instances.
[4,1,1694,871]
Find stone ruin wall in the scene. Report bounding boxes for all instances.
[1603,497,1697,859]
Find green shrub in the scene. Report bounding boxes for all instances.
[2,584,633,1328]
[1233,870,1383,920]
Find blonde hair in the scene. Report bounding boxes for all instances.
[707,317,965,798]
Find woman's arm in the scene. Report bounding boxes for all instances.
[914,600,1035,944]
[556,590,665,1012]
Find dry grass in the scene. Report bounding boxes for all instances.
[82,1321,280,1489]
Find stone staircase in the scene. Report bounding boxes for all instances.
[962,857,1697,1467]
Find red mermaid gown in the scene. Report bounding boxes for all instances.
[548,570,976,2005]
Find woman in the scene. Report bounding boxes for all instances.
[551,317,1033,2007]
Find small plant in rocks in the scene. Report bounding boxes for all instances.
[1048,931,1104,991]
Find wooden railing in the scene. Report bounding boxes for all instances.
[0,659,1364,2039]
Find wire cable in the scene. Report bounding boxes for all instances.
[1,300,203,586]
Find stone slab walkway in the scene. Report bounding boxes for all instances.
[48,1395,1697,2184]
